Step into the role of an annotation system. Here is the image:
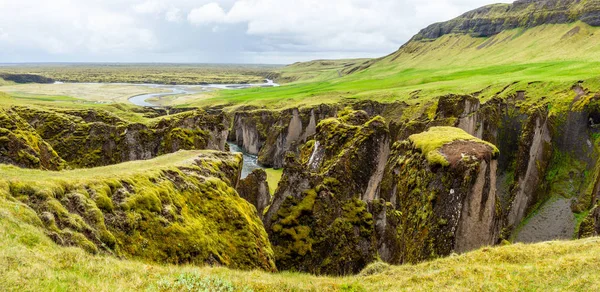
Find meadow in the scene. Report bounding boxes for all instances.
[0,63,280,85]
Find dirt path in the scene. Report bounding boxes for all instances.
[515,197,576,243]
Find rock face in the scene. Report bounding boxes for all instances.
[0,106,229,169]
[412,0,600,40]
[237,169,271,219]
[380,127,501,263]
[0,151,276,271]
[229,105,338,168]
[264,110,390,275]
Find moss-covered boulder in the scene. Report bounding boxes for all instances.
[380,126,501,263]
[0,151,276,271]
[264,109,390,275]
[237,169,271,220]
[2,106,229,169]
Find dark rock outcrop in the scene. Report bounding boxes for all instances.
[412,0,600,41]
[237,169,271,220]
[264,110,390,275]
[0,108,66,170]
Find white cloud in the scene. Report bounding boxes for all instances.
[165,7,183,22]
[0,0,511,63]
[133,0,167,14]
[188,3,227,25]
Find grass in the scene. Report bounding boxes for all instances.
[408,127,499,166]
[0,150,212,182]
[167,22,600,112]
[264,168,283,194]
[1,197,600,291]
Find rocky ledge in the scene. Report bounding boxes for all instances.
[413,0,600,40]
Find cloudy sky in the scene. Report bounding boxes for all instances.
[0,0,511,64]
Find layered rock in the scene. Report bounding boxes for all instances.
[0,151,276,271]
[413,0,600,41]
[1,106,229,169]
[264,110,390,275]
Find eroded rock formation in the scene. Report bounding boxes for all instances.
[0,151,276,271]
[0,106,229,169]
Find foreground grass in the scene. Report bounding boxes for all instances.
[1,189,599,291]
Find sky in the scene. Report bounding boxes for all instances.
[0,0,512,64]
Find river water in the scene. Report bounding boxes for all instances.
[123,80,277,178]
[127,79,278,107]
[227,142,264,179]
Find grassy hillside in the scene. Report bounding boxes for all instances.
[271,59,370,84]
[182,22,600,112]
[1,195,599,291]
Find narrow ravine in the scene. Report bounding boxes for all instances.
[227,142,264,178]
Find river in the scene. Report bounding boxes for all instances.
[127,79,278,107]
[227,142,264,179]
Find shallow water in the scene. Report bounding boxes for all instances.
[127,79,278,107]
[227,142,264,179]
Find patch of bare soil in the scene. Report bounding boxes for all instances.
[440,140,494,167]
[515,198,576,243]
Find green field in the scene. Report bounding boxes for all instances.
[170,23,600,112]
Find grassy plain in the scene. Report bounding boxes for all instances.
[0,63,280,85]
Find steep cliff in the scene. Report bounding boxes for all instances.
[412,0,600,41]
[264,109,390,275]
[0,151,276,271]
[237,168,271,220]
[380,127,500,263]
[0,106,229,169]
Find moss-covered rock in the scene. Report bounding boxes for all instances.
[0,151,276,271]
[0,108,66,170]
[380,127,501,263]
[264,110,390,275]
[1,106,229,169]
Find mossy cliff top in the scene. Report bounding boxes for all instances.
[413,0,600,40]
[409,126,499,167]
[0,150,276,271]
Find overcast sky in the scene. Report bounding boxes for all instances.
[0,0,511,64]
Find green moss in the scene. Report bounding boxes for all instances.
[409,126,500,166]
[0,151,276,271]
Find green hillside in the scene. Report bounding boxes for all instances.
[194,21,600,111]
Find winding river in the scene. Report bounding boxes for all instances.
[227,142,264,179]
[125,80,278,178]
[128,79,278,108]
